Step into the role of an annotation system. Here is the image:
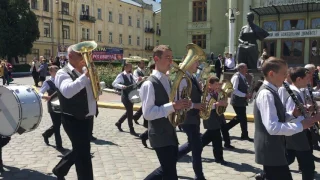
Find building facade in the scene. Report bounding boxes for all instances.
[24,0,161,64]
[161,0,320,65]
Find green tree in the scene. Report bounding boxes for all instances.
[0,0,40,63]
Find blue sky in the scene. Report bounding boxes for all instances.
[156,0,161,2]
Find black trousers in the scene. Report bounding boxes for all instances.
[117,96,134,131]
[43,112,62,147]
[140,130,149,141]
[221,124,231,146]
[32,71,39,86]
[53,114,93,180]
[287,149,315,180]
[263,165,293,180]
[225,106,248,137]
[133,107,143,121]
[0,136,11,169]
[2,74,9,85]
[202,129,224,161]
[154,145,178,180]
[180,124,204,179]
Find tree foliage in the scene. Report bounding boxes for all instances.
[0,0,40,61]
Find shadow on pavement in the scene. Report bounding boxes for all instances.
[224,147,255,154]
[92,139,119,146]
[178,175,194,180]
[1,165,56,179]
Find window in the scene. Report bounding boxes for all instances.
[156,23,160,32]
[82,28,86,39]
[128,16,132,26]
[192,35,206,49]
[145,38,148,46]
[62,2,69,15]
[311,39,320,57]
[82,28,90,40]
[44,23,51,37]
[148,38,151,46]
[43,0,49,12]
[109,11,113,22]
[32,49,39,60]
[63,25,70,39]
[282,40,303,57]
[18,56,27,64]
[44,49,51,60]
[98,31,102,42]
[128,35,132,45]
[86,29,90,40]
[193,0,207,22]
[311,18,320,29]
[263,21,277,31]
[148,21,150,28]
[119,14,122,24]
[145,20,150,28]
[97,9,102,19]
[109,32,113,43]
[137,36,140,46]
[119,34,122,44]
[81,4,89,15]
[156,40,159,46]
[31,0,38,9]
[283,19,305,30]
[137,18,140,28]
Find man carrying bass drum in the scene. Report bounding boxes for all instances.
[52,45,99,180]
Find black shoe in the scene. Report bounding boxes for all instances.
[130,130,138,136]
[241,136,253,142]
[52,168,65,180]
[141,139,147,147]
[91,136,97,141]
[115,122,123,132]
[42,133,49,145]
[224,144,235,149]
[255,172,266,180]
[134,119,139,124]
[56,146,66,152]
[0,160,4,173]
[215,159,227,165]
[178,125,182,131]
[313,145,320,151]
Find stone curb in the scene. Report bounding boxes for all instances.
[32,86,254,122]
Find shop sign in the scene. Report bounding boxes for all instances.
[266,29,320,39]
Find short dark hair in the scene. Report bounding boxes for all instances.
[289,67,309,82]
[261,57,287,77]
[149,63,155,71]
[153,45,172,58]
[209,76,219,84]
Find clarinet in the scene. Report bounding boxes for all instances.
[307,84,320,136]
[282,82,307,117]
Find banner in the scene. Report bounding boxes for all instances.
[57,44,69,58]
[92,47,124,61]
[266,29,320,39]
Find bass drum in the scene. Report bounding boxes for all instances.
[0,86,42,136]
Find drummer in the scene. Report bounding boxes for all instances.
[112,62,137,136]
[38,65,65,152]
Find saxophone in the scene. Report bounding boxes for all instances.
[216,80,234,116]
[72,41,101,101]
[169,43,206,126]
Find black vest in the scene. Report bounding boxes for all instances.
[120,73,134,99]
[46,79,58,113]
[183,76,202,125]
[57,66,98,120]
[147,75,178,148]
[285,89,310,151]
[136,69,144,77]
[231,72,248,107]
[254,84,287,166]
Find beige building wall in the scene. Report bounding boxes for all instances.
[25,0,161,64]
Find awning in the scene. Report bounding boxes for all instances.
[250,1,320,16]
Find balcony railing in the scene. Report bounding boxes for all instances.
[156,29,161,36]
[145,28,155,33]
[145,45,154,51]
[260,0,320,7]
[80,15,96,23]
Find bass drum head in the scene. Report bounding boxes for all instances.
[0,86,22,136]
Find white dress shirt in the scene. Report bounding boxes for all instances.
[284,85,306,118]
[39,76,55,98]
[256,80,303,136]
[139,70,175,121]
[30,61,40,72]
[54,63,96,117]
[278,81,290,105]
[301,87,320,99]
[133,67,145,82]
[225,58,235,69]
[112,71,134,89]
[230,73,247,97]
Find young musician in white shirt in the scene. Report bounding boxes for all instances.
[254,58,320,180]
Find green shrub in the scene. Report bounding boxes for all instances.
[97,64,122,88]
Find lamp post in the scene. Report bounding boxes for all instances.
[225,8,240,55]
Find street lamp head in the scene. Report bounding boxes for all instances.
[55,0,59,4]
[225,12,229,17]
[235,10,240,16]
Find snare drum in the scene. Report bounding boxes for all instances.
[0,86,42,136]
[128,89,141,103]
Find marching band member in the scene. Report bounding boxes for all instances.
[140,45,191,179]
[225,63,253,141]
[254,58,319,180]
[0,136,10,174]
[176,58,206,179]
[132,60,147,125]
[139,64,155,148]
[112,62,137,135]
[52,45,99,180]
[280,67,315,180]
[38,65,64,152]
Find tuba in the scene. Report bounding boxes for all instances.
[200,75,216,120]
[216,80,233,116]
[72,41,101,101]
[169,43,206,126]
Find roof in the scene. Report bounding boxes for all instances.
[120,0,142,8]
[250,1,320,16]
[142,0,161,12]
